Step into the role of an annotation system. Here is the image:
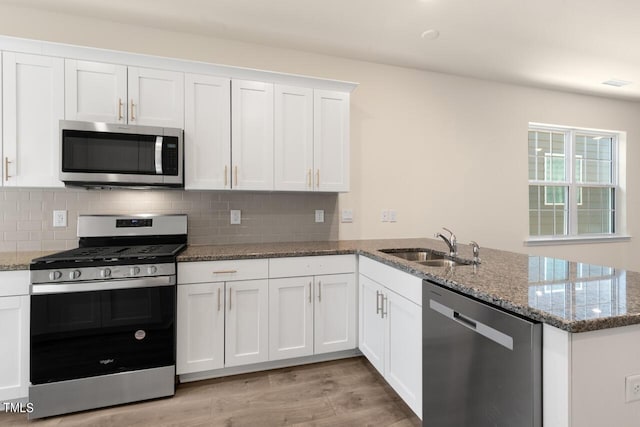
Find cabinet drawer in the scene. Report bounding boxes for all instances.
[178,259,268,284]
[0,271,30,297]
[359,255,422,306]
[269,255,355,278]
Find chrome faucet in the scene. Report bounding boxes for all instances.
[435,227,457,257]
[470,241,481,264]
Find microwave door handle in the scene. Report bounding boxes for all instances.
[155,136,163,174]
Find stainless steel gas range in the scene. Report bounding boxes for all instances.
[28,214,187,419]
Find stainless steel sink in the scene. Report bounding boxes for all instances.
[379,249,445,262]
[418,258,469,267]
[380,248,472,267]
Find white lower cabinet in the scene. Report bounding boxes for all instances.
[269,272,356,361]
[359,256,422,418]
[0,271,29,401]
[176,282,224,374]
[177,259,269,374]
[225,279,269,367]
[359,275,385,373]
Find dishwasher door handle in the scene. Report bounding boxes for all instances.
[430,299,514,351]
[453,311,477,329]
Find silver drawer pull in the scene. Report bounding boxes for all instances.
[213,270,237,274]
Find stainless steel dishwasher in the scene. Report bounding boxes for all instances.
[423,281,541,427]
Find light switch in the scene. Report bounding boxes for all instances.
[315,210,325,223]
[381,210,389,222]
[389,210,397,222]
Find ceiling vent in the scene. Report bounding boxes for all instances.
[602,79,632,87]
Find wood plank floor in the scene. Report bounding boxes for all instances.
[1,357,421,426]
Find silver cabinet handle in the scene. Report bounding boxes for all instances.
[217,287,221,312]
[234,166,238,187]
[316,169,320,188]
[4,157,11,182]
[317,280,322,302]
[308,281,312,304]
[376,290,381,315]
[213,270,237,274]
[381,294,388,319]
[224,165,228,187]
[229,287,232,311]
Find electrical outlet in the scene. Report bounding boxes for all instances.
[315,210,325,223]
[341,209,353,223]
[53,210,67,227]
[626,374,640,402]
[389,210,397,222]
[230,210,241,225]
[381,210,389,222]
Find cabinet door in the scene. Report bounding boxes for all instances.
[128,67,184,128]
[184,74,231,190]
[231,80,274,190]
[385,288,422,418]
[313,90,349,192]
[176,282,224,375]
[268,277,314,360]
[2,52,64,187]
[0,295,29,401]
[358,274,385,374]
[315,273,356,354]
[65,59,127,123]
[225,279,269,367]
[274,85,313,191]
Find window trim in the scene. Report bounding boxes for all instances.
[527,123,621,241]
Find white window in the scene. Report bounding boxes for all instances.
[528,124,620,240]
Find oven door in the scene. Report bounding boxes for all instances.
[30,279,176,385]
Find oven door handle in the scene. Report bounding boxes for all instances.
[31,275,176,294]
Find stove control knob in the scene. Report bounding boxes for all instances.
[147,266,158,275]
[130,266,141,276]
[100,268,112,278]
[69,270,81,280]
[49,271,62,281]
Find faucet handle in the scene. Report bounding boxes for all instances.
[470,241,481,264]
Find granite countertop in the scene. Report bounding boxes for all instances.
[3,239,638,332]
[179,238,640,333]
[0,251,57,271]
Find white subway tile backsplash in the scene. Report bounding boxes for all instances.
[0,188,338,252]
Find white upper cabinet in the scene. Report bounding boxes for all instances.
[274,85,314,191]
[65,60,184,128]
[65,60,127,123]
[128,67,184,128]
[314,90,350,192]
[231,79,274,191]
[2,52,64,187]
[184,74,231,190]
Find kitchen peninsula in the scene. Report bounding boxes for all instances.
[3,238,639,425]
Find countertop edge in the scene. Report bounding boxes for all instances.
[4,242,638,334]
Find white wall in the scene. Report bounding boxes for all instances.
[1,4,639,269]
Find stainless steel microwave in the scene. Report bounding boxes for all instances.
[59,120,183,188]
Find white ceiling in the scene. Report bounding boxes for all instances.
[5,0,640,100]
